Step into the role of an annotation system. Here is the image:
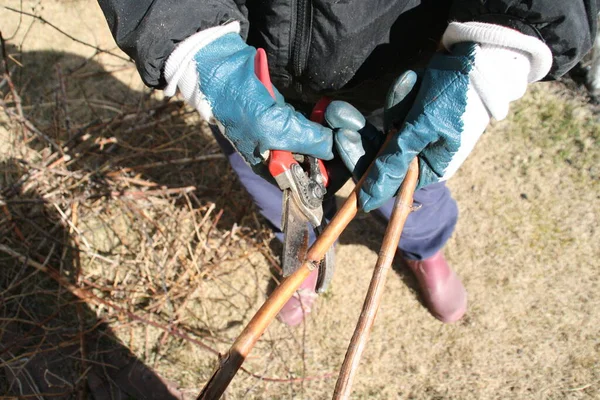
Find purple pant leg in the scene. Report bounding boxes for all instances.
[211,127,335,244]
[211,126,457,260]
[373,182,458,260]
[212,127,285,236]
[363,108,458,260]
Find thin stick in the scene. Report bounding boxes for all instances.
[133,154,225,170]
[0,242,332,385]
[3,6,130,62]
[196,135,396,399]
[332,158,419,400]
[198,193,358,399]
[0,243,218,357]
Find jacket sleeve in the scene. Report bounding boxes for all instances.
[449,0,599,79]
[97,0,249,88]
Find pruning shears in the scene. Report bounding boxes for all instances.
[254,49,335,292]
[198,54,420,400]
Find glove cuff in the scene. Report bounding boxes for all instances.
[442,21,552,83]
[163,21,241,121]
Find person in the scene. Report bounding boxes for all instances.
[97,0,598,324]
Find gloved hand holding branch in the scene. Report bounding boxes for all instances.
[329,22,552,212]
[163,22,334,172]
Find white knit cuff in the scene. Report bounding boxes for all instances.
[163,21,241,120]
[442,22,552,82]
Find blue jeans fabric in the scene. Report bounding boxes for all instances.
[211,126,458,261]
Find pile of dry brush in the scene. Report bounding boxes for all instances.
[0,29,295,398]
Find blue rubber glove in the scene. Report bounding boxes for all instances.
[357,43,486,212]
[328,43,511,212]
[324,71,418,185]
[164,30,333,170]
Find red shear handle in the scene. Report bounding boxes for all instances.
[310,97,332,187]
[254,49,297,179]
[254,48,276,99]
[254,48,329,187]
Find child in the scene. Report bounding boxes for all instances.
[98,0,598,324]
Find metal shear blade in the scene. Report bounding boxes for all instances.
[281,190,310,278]
[280,159,335,292]
[314,224,335,293]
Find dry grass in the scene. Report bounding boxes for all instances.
[1,1,599,399]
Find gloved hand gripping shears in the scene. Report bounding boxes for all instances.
[254,49,335,293]
[198,70,420,400]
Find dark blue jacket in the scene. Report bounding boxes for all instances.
[98,0,599,111]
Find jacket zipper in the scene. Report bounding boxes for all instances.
[291,0,312,92]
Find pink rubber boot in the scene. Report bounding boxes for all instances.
[276,269,319,326]
[405,251,467,323]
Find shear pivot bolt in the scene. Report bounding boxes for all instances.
[312,185,325,199]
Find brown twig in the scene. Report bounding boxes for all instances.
[0,49,63,154]
[55,64,72,138]
[1,29,11,74]
[198,189,355,399]
[1,104,65,153]
[2,18,336,393]
[70,202,88,400]
[0,243,218,355]
[332,158,419,400]
[3,6,131,62]
[196,133,396,399]
[1,31,64,153]
[133,154,225,170]
[85,185,197,200]
[0,244,329,385]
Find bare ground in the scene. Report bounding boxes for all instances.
[1,1,598,399]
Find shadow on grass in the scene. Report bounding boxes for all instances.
[1,47,250,398]
[1,45,430,396]
[0,159,181,399]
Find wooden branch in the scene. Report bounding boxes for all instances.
[133,154,225,170]
[0,242,335,385]
[0,243,219,357]
[196,134,397,399]
[332,158,419,400]
[3,6,131,62]
[198,193,359,399]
